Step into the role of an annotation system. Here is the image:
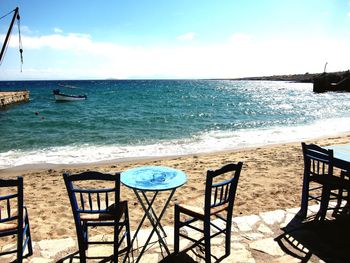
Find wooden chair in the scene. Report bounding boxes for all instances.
[63,171,131,263]
[0,176,33,262]
[333,170,350,216]
[299,142,350,220]
[174,162,243,263]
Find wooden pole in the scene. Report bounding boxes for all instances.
[0,7,19,64]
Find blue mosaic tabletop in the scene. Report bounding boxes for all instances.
[121,166,187,191]
[325,145,350,163]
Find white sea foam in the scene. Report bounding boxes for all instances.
[1,117,350,169]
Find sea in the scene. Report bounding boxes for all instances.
[1,79,350,170]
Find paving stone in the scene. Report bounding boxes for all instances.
[272,255,300,263]
[280,212,298,228]
[1,243,16,253]
[0,243,28,262]
[249,237,285,256]
[257,223,274,234]
[89,234,114,242]
[242,232,265,241]
[211,236,224,245]
[37,237,76,259]
[0,206,331,262]
[309,205,321,213]
[29,257,52,263]
[137,252,159,262]
[231,242,246,250]
[231,233,243,242]
[220,244,255,263]
[232,215,261,232]
[259,210,286,225]
[285,207,300,214]
[87,244,113,258]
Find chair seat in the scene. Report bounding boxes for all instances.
[0,221,18,232]
[312,175,350,190]
[0,208,27,232]
[177,203,229,220]
[80,201,126,222]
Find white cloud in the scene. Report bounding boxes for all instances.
[1,31,350,80]
[177,32,196,41]
[53,27,63,33]
[347,12,350,17]
[20,25,33,34]
[229,33,253,44]
[19,33,93,50]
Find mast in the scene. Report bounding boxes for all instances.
[0,7,20,64]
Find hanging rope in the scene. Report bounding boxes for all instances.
[16,12,23,72]
[0,9,14,21]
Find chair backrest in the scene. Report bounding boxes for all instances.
[302,142,334,178]
[63,171,121,219]
[204,162,243,216]
[0,177,23,229]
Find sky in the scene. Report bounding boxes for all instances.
[0,0,350,80]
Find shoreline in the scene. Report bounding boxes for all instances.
[1,131,349,175]
[0,133,349,241]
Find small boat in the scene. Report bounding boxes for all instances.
[53,89,87,101]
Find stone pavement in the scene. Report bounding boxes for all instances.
[1,204,349,263]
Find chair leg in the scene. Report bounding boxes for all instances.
[333,187,344,216]
[125,208,131,251]
[25,214,33,256]
[204,220,211,263]
[114,221,119,262]
[319,186,331,220]
[17,225,24,263]
[298,176,310,218]
[225,215,232,256]
[83,222,88,250]
[174,205,180,253]
[76,226,87,263]
[124,208,132,262]
[122,208,131,263]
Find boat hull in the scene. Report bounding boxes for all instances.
[53,89,87,101]
[54,94,87,101]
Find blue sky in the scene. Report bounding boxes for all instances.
[1,0,350,80]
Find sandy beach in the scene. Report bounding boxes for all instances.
[1,134,349,242]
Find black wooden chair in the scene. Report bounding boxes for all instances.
[0,176,33,262]
[174,162,243,263]
[299,142,350,220]
[63,171,131,263]
[333,170,350,216]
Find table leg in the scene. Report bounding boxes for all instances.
[140,191,167,237]
[132,189,176,262]
[129,190,158,249]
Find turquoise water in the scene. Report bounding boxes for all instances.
[1,79,350,169]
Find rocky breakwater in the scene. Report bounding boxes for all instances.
[0,90,29,107]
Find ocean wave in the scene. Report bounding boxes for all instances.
[1,117,350,169]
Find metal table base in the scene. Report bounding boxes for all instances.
[130,188,176,262]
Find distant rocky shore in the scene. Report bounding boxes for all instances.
[226,70,350,83]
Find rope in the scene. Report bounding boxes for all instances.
[0,9,15,21]
[17,13,23,72]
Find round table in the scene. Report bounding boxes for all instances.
[121,166,187,262]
